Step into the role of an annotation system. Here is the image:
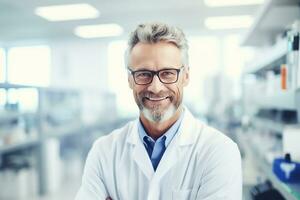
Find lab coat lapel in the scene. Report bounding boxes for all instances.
[153,109,198,181]
[127,120,154,180]
[153,139,179,181]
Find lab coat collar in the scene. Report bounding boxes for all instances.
[176,107,200,146]
[126,106,202,180]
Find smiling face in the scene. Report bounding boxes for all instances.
[128,41,189,123]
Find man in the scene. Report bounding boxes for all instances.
[75,22,242,200]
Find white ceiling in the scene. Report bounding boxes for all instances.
[0,0,261,43]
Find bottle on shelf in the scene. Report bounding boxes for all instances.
[287,20,300,90]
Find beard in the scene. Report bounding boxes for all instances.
[142,104,177,123]
[135,90,181,123]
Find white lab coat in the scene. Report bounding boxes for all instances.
[75,108,242,200]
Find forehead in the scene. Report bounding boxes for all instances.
[129,41,182,70]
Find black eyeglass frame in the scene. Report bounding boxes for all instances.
[127,66,185,85]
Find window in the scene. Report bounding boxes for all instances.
[185,36,221,114]
[7,45,51,86]
[223,35,243,79]
[107,40,138,118]
[0,89,6,108]
[6,88,39,112]
[0,48,5,82]
[223,34,255,99]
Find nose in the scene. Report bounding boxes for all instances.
[147,74,165,93]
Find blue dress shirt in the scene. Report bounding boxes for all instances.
[138,111,184,171]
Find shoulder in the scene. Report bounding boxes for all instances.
[197,122,241,169]
[183,108,237,149]
[187,116,240,165]
[192,123,242,199]
[180,108,238,153]
[201,123,237,148]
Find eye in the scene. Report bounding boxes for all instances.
[160,70,176,77]
[135,71,152,79]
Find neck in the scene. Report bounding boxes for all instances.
[140,106,182,140]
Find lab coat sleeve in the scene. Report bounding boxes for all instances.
[196,142,242,200]
[75,142,109,200]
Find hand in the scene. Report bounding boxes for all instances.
[105,197,112,200]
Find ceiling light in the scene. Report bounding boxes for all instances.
[205,15,253,29]
[74,24,123,38]
[35,3,99,21]
[204,0,264,7]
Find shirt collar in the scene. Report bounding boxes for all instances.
[138,109,185,147]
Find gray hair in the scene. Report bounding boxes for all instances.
[125,22,189,67]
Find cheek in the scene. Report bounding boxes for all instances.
[174,78,185,96]
[167,85,181,99]
[128,76,134,89]
[176,86,183,99]
[132,85,145,97]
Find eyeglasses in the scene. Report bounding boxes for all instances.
[128,66,184,85]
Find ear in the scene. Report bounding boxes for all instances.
[182,66,190,87]
[128,76,134,89]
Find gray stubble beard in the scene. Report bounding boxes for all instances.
[142,103,177,123]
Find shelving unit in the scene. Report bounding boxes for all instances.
[0,83,119,196]
[254,90,297,111]
[244,38,287,74]
[252,117,286,134]
[0,137,39,154]
[242,0,300,46]
[43,121,107,139]
[0,83,37,89]
[0,122,104,155]
[242,0,300,199]
[0,112,22,124]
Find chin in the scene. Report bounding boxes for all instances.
[142,104,177,123]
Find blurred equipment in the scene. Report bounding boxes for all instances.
[273,153,300,183]
[43,138,62,194]
[0,153,38,199]
[283,126,300,163]
[250,180,285,200]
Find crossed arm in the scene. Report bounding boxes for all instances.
[75,140,242,200]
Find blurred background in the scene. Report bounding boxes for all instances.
[0,0,300,199]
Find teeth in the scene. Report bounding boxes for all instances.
[148,97,167,101]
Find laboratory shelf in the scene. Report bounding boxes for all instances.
[244,38,287,74]
[0,138,39,154]
[248,136,300,200]
[0,83,39,89]
[0,83,78,92]
[0,111,36,124]
[43,121,108,139]
[255,90,296,111]
[252,117,285,133]
[0,83,119,196]
[0,112,20,124]
[242,0,300,46]
[43,122,84,139]
[252,117,298,134]
[0,121,109,154]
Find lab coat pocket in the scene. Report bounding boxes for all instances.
[172,189,191,200]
